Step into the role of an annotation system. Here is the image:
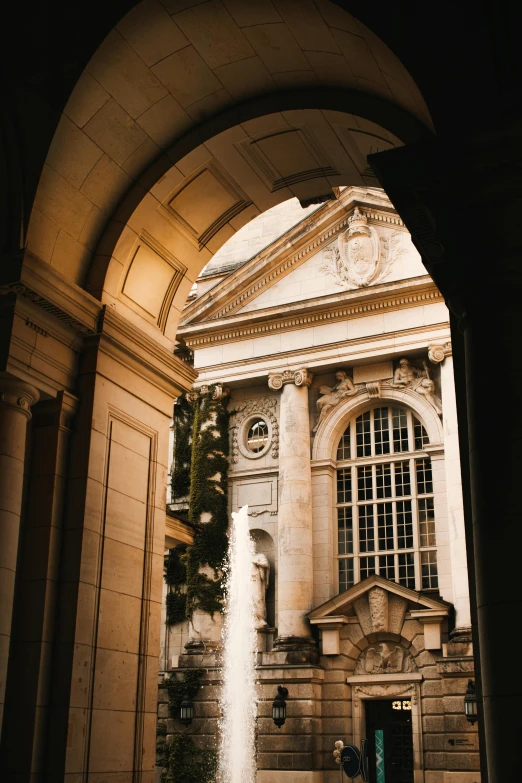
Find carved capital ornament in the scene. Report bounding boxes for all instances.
[268,367,313,390]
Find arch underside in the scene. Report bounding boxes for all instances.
[26,0,433,350]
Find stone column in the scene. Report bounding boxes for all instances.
[268,368,314,646]
[429,343,471,633]
[0,391,78,780]
[0,375,39,733]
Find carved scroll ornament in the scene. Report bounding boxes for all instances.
[230,397,279,464]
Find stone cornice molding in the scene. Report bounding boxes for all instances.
[428,342,452,363]
[86,307,197,399]
[0,252,100,335]
[268,367,313,390]
[181,189,407,325]
[0,375,40,419]
[180,280,442,349]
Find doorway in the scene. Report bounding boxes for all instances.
[365,699,414,783]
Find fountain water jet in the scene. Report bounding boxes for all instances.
[218,505,257,783]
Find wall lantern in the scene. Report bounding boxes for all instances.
[180,695,194,727]
[464,680,478,725]
[272,686,289,728]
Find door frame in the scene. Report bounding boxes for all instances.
[348,674,424,783]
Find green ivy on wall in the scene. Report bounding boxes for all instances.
[166,385,230,624]
[158,669,217,783]
[171,393,194,503]
[160,735,217,783]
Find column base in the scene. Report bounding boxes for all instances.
[450,626,473,643]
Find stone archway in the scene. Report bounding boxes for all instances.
[0,3,439,781]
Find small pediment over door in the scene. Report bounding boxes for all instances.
[308,575,451,654]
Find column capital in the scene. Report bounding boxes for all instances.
[268,367,313,390]
[428,342,452,364]
[0,376,40,418]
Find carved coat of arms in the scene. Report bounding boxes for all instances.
[320,207,402,289]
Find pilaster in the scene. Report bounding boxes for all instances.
[0,375,40,736]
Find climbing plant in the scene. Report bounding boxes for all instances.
[165,385,230,625]
[158,669,217,783]
[165,546,188,625]
[171,393,194,503]
[160,735,217,783]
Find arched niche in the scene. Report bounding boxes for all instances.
[312,385,444,462]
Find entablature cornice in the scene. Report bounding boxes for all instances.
[179,278,442,349]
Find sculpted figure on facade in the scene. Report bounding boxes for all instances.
[354,642,416,674]
[391,357,442,415]
[251,552,270,630]
[313,371,356,432]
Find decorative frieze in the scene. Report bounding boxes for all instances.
[181,286,443,349]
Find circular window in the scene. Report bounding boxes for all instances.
[246,418,269,453]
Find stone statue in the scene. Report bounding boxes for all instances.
[251,553,270,630]
[392,357,442,415]
[313,371,356,432]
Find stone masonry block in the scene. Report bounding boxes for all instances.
[401,620,424,641]
[421,680,443,697]
[422,697,444,715]
[425,752,448,769]
[446,752,480,771]
[443,695,468,714]
[423,715,445,733]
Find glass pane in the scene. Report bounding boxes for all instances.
[416,457,433,494]
[379,553,395,581]
[376,463,392,498]
[394,460,411,497]
[398,552,416,589]
[246,418,269,452]
[421,550,439,589]
[356,411,371,457]
[337,425,351,460]
[419,498,436,546]
[357,464,373,500]
[397,500,413,549]
[374,407,390,455]
[337,468,352,503]
[339,558,354,591]
[360,556,376,580]
[377,502,394,551]
[337,507,353,555]
[359,505,375,552]
[413,416,429,449]
[392,407,409,452]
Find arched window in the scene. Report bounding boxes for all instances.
[336,405,437,593]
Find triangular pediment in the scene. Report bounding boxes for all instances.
[179,187,424,327]
[309,575,450,639]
